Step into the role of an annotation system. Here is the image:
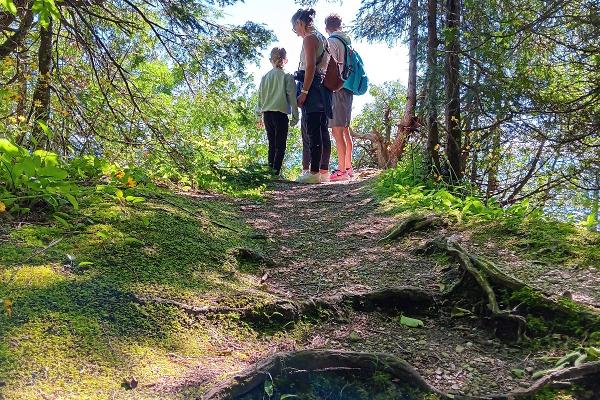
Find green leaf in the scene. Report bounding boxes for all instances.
[264,380,273,397]
[400,315,424,328]
[0,139,21,156]
[64,194,79,210]
[36,120,54,140]
[0,0,17,15]
[511,368,524,378]
[53,215,71,228]
[78,261,94,268]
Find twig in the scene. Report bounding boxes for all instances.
[22,237,63,264]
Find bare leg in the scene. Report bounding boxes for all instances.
[331,126,347,171]
[343,127,353,171]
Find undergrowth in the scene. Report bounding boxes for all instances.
[374,152,600,270]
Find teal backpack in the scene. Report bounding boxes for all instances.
[331,35,369,96]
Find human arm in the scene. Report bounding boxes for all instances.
[286,74,299,126]
[298,34,318,107]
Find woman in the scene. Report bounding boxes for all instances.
[292,8,332,184]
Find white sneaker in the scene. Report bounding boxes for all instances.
[296,172,321,184]
[320,172,331,183]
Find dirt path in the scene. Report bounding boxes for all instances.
[227,174,598,397]
[240,173,442,300]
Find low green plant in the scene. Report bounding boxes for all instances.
[0,139,80,214]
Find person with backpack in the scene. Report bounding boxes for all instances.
[256,47,299,178]
[325,14,355,181]
[292,8,332,184]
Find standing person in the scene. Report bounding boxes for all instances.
[257,47,299,177]
[292,8,332,184]
[325,14,355,181]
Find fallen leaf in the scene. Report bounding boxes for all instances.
[511,368,525,378]
[400,315,424,328]
[0,201,6,213]
[127,177,136,188]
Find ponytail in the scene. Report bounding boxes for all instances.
[270,47,287,69]
[291,8,317,27]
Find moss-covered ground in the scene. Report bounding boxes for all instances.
[0,187,288,399]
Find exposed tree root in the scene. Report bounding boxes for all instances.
[490,361,600,399]
[422,236,600,340]
[379,215,444,243]
[202,349,448,400]
[202,350,600,400]
[132,287,435,323]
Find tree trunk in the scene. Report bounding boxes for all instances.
[30,20,53,150]
[486,126,501,198]
[591,172,600,232]
[0,0,33,59]
[15,47,29,146]
[470,147,478,184]
[389,0,418,167]
[444,0,462,182]
[425,0,441,176]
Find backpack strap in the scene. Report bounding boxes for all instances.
[315,34,330,66]
[330,34,350,51]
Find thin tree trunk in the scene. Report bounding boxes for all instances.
[461,57,476,176]
[444,0,461,181]
[425,0,441,176]
[0,0,33,59]
[505,138,546,204]
[486,126,501,198]
[15,47,29,146]
[390,0,418,167]
[31,20,53,150]
[590,172,599,232]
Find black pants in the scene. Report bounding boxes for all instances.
[304,112,331,173]
[263,111,289,174]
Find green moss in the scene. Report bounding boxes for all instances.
[0,188,272,398]
[507,288,600,337]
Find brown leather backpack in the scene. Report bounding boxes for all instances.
[315,40,344,92]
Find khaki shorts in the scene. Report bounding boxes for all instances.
[329,88,353,128]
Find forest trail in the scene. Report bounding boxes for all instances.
[225,173,600,397]
[239,173,600,309]
[240,171,441,300]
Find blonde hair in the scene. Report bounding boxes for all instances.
[270,47,287,69]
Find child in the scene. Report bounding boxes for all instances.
[256,47,299,177]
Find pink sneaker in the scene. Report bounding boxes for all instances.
[330,170,349,181]
[346,167,354,178]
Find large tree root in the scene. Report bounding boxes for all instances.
[202,349,448,400]
[379,215,444,243]
[133,287,435,324]
[202,351,600,400]
[422,236,600,340]
[490,361,600,399]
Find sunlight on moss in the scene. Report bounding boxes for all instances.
[1,264,64,288]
